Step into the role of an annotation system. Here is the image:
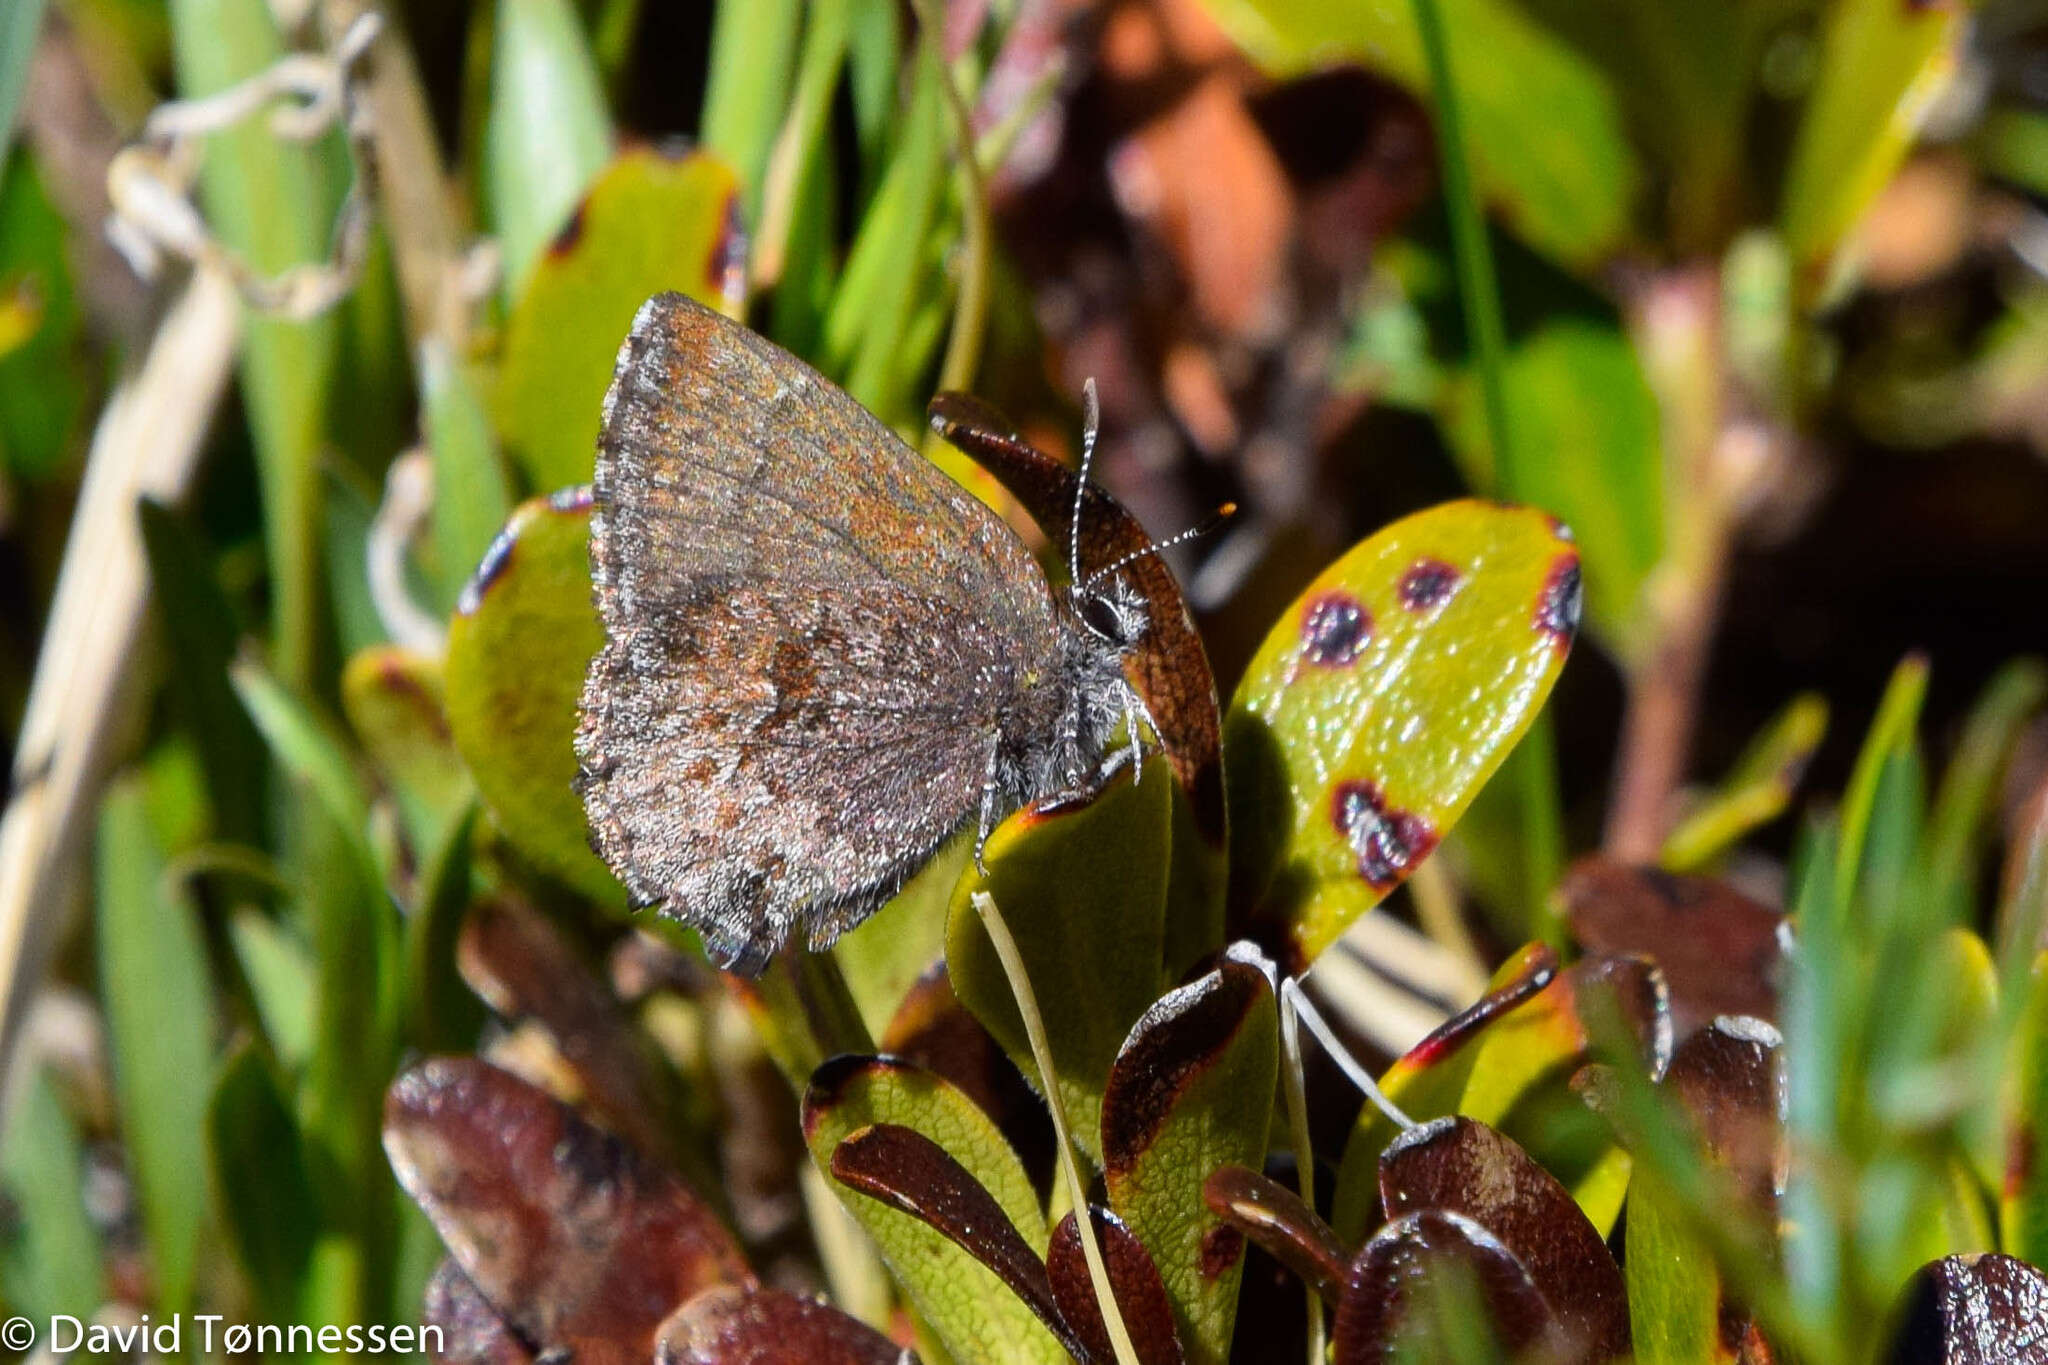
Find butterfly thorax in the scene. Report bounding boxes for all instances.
[993,574,1149,810]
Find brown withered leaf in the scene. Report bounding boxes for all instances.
[1664,1016,1786,1213]
[1883,1253,2048,1364]
[385,1057,753,1363]
[654,1286,908,1365]
[1332,1210,1566,1365]
[1560,859,1783,1038]
[1201,1164,1350,1307]
[422,1259,535,1365]
[1047,1206,1186,1365]
[1379,1117,1630,1362]
[457,897,683,1165]
[829,1122,1081,1358]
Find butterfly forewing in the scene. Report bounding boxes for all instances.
[576,293,1062,973]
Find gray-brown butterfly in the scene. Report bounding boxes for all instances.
[574,292,1175,974]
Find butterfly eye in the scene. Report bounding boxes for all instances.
[1079,588,1144,645]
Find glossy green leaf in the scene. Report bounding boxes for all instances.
[168,0,336,689]
[1100,955,1276,1365]
[1448,322,1663,647]
[97,776,215,1311]
[0,1066,103,1321]
[1661,692,1828,873]
[422,339,514,616]
[340,644,473,860]
[208,1043,318,1316]
[802,1056,1065,1365]
[495,148,744,490]
[443,489,618,901]
[1226,499,1579,967]
[1779,0,1965,290]
[1193,0,1635,269]
[947,761,1173,1167]
[485,0,614,298]
[836,838,967,1040]
[228,908,316,1072]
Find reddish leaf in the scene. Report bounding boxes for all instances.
[829,1122,1080,1359]
[653,1286,907,1364]
[927,391,1224,847]
[1883,1253,2048,1364]
[385,1058,752,1361]
[1331,1210,1564,1364]
[1201,1165,1350,1307]
[1664,1016,1786,1213]
[1379,1117,1629,1361]
[457,898,683,1166]
[1048,1207,1187,1365]
[1560,859,1783,1038]
[422,1259,535,1365]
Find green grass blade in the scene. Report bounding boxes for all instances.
[699,0,803,220]
[486,0,614,299]
[1835,654,1929,917]
[0,0,48,184]
[96,776,215,1312]
[0,1066,104,1320]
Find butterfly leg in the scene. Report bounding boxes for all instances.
[975,731,1001,876]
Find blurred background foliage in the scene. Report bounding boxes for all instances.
[2,0,2048,1360]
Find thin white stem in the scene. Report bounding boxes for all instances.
[1275,979,1326,1365]
[1285,978,1415,1131]
[970,891,1140,1365]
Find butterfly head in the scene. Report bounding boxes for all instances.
[1069,573,1149,652]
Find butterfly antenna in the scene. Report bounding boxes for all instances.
[1070,378,1099,581]
[1081,502,1237,591]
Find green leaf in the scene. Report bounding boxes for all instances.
[485,0,615,298]
[228,908,317,1072]
[406,805,486,1052]
[2003,953,2048,1267]
[1661,692,1828,873]
[421,339,514,616]
[230,657,373,851]
[802,1056,1065,1365]
[0,151,89,480]
[168,0,337,690]
[495,149,744,490]
[835,838,966,1040]
[0,0,47,183]
[207,1043,318,1317]
[324,469,386,657]
[699,0,804,219]
[1779,0,1966,291]
[96,776,215,1312]
[1447,322,1663,647]
[0,1066,103,1321]
[1835,654,1929,920]
[1100,955,1276,1365]
[443,489,619,901]
[1225,500,1578,967]
[1921,660,2048,923]
[340,644,473,861]
[137,497,267,843]
[1192,0,1636,269]
[947,761,1173,1167]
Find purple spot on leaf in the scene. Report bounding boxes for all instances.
[458,526,518,616]
[1398,559,1461,611]
[1300,593,1371,667]
[1535,555,1582,647]
[1331,780,1439,888]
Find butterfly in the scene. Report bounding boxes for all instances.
[574,292,1218,974]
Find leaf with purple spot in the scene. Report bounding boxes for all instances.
[1225,500,1580,968]
[443,488,618,904]
[495,148,746,491]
